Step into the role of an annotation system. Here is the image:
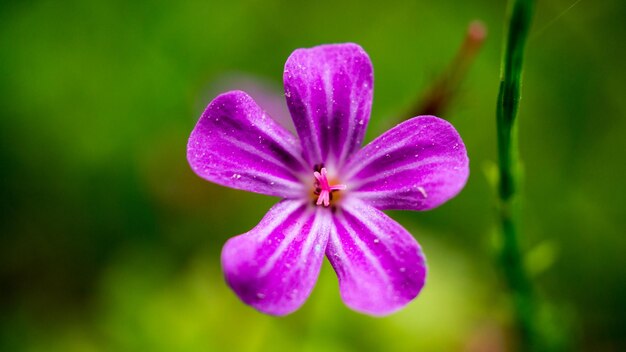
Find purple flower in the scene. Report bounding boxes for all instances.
[187,43,469,316]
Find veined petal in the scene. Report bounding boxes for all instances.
[326,198,426,316]
[188,91,308,198]
[284,43,373,168]
[344,115,469,211]
[221,199,331,316]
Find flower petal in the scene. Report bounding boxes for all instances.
[221,200,331,316]
[344,115,469,211]
[326,198,426,316]
[283,43,373,168]
[211,74,296,133]
[188,91,308,198]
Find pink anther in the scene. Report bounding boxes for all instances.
[313,167,347,207]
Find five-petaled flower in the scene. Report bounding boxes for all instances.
[187,43,469,316]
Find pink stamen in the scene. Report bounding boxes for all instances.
[313,167,347,207]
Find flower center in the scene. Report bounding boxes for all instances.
[313,167,346,207]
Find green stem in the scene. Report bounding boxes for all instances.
[496,0,536,350]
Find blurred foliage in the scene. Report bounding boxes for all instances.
[1,0,625,350]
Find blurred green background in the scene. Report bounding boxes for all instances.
[1,0,625,350]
